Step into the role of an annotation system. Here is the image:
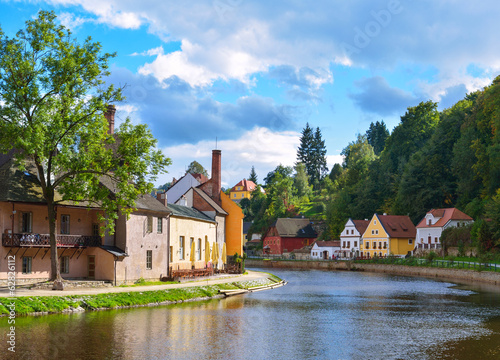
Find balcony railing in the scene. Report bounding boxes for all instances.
[2,233,102,247]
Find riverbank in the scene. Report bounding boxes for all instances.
[0,270,281,317]
[246,259,500,285]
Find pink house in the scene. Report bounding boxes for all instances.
[0,155,172,285]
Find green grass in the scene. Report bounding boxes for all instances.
[0,277,279,317]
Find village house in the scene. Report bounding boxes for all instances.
[415,208,474,252]
[310,240,341,260]
[0,154,173,285]
[165,172,207,204]
[175,150,244,262]
[339,218,369,258]
[262,218,317,255]
[229,178,257,202]
[361,214,416,258]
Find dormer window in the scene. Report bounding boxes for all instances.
[428,219,432,225]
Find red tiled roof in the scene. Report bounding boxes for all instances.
[231,179,257,192]
[416,208,473,228]
[378,214,416,238]
[352,220,369,235]
[314,240,340,248]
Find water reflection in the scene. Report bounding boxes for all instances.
[2,269,500,359]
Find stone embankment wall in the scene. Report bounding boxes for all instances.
[246,259,500,285]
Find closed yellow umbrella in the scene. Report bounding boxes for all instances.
[205,238,211,264]
[222,243,227,265]
[212,243,218,265]
[190,240,196,264]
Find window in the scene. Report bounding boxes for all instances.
[179,236,185,260]
[365,242,370,249]
[408,239,413,245]
[342,241,346,248]
[383,242,387,249]
[169,246,173,262]
[351,230,354,235]
[157,217,163,233]
[60,214,70,234]
[92,223,99,236]
[22,257,32,274]
[233,193,237,198]
[435,237,438,243]
[197,239,202,260]
[147,216,153,233]
[61,256,69,274]
[379,242,382,249]
[376,230,379,235]
[21,212,33,233]
[354,241,357,247]
[347,241,350,248]
[371,230,375,235]
[428,219,432,225]
[146,250,152,270]
[374,220,377,225]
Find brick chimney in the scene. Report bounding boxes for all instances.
[156,192,167,206]
[198,149,222,205]
[104,105,116,134]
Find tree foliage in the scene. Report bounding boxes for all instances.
[249,165,258,184]
[186,160,208,177]
[296,123,328,188]
[366,120,389,155]
[0,11,171,283]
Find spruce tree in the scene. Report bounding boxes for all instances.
[249,166,258,183]
[366,120,389,155]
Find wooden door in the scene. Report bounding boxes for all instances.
[88,255,95,279]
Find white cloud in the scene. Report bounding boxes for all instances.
[158,127,300,187]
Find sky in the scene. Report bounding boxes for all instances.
[1,0,499,188]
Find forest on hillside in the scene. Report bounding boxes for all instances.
[241,75,500,253]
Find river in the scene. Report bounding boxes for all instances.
[2,269,500,359]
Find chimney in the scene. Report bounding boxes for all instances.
[211,149,221,201]
[180,195,187,207]
[156,192,167,206]
[104,105,116,134]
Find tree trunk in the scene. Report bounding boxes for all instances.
[47,196,62,284]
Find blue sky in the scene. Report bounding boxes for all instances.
[1,0,499,188]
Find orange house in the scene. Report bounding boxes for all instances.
[220,191,243,256]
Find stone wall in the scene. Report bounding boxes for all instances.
[245,259,500,285]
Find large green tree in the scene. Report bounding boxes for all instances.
[0,11,170,286]
[366,120,389,155]
[249,165,258,183]
[296,123,328,188]
[186,160,208,177]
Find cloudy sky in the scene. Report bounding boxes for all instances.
[1,0,499,188]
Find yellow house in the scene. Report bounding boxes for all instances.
[361,214,416,258]
[229,179,257,202]
[220,191,244,256]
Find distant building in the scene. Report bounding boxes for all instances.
[229,179,257,202]
[339,218,369,258]
[262,218,317,255]
[165,173,205,204]
[415,208,473,251]
[361,214,416,258]
[311,240,341,260]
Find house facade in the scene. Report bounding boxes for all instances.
[339,218,369,258]
[311,240,341,260]
[262,218,317,255]
[220,191,244,257]
[167,202,217,271]
[165,173,204,204]
[361,214,416,258]
[415,208,474,251]
[229,179,257,202]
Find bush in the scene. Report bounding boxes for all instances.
[426,251,437,263]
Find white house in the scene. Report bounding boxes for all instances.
[311,240,340,260]
[339,218,369,258]
[415,208,474,251]
[165,173,205,204]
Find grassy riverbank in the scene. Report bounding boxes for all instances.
[0,274,282,317]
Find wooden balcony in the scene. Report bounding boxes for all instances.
[2,233,102,248]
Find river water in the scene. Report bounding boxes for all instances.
[2,269,500,360]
